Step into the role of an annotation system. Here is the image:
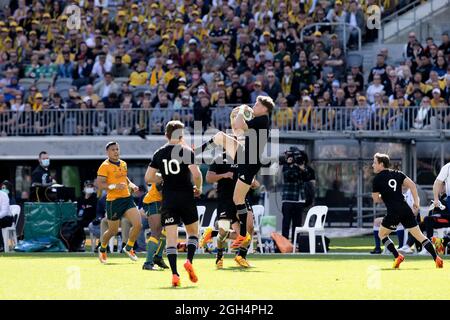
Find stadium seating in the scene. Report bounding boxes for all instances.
[292,206,328,254]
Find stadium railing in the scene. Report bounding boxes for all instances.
[1,106,450,136]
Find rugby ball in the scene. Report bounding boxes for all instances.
[240,105,254,121]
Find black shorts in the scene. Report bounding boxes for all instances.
[217,198,252,224]
[381,205,418,230]
[161,204,198,227]
[237,164,262,185]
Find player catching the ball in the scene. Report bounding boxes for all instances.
[195,95,274,255]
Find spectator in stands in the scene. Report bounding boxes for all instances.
[39,55,58,81]
[345,1,365,50]
[24,54,41,79]
[250,80,269,103]
[367,75,385,104]
[404,32,420,60]
[275,97,294,129]
[110,55,130,78]
[194,94,212,132]
[350,65,364,91]
[57,50,74,79]
[438,32,450,56]
[3,77,24,103]
[72,55,94,89]
[264,70,282,101]
[91,53,112,80]
[325,47,346,81]
[368,53,388,83]
[129,60,149,87]
[416,54,432,82]
[352,95,371,130]
[431,88,447,108]
[94,72,119,99]
[412,96,435,129]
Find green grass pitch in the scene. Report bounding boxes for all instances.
[1,249,449,300]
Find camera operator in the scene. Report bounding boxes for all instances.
[280,147,316,241]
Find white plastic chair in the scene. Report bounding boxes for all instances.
[249,205,264,254]
[2,205,20,252]
[292,206,328,254]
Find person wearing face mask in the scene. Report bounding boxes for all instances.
[31,151,55,187]
[77,180,98,229]
[1,180,16,205]
[65,180,99,252]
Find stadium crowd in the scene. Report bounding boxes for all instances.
[0,0,449,136]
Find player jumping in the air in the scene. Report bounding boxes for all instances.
[372,153,443,268]
[195,96,274,259]
[146,121,203,287]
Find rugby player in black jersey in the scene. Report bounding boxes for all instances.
[194,96,274,251]
[146,121,203,287]
[372,153,443,268]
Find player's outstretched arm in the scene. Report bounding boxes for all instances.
[145,166,163,185]
[193,132,239,160]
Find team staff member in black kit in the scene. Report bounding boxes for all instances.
[200,151,259,269]
[31,151,55,187]
[372,153,443,269]
[146,120,203,287]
